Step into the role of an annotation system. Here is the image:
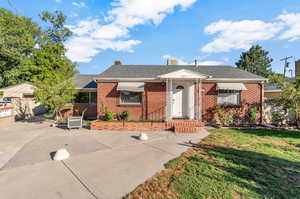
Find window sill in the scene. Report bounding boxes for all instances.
[118,103,142,107]
[218,103,241,108]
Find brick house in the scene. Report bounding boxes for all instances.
[83,60,267,124]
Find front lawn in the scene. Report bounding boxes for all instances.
[124,129,300,199]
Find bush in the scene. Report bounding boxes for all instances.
[0,91,3,97]
[271,110,285,126]
[120,110,129,121]
[100,101,108,113]
[103,111,116,121]
[247,107,257,124]
[215,105,237,126]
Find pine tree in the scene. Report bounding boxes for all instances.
[236,45,273,78]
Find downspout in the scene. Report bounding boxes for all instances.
[199,79,202,122]
[260,82,264,124]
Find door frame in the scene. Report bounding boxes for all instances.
[172,82,185,118]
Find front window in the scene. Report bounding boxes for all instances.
[74,92,97,104]
[120,91,142,105]
[90,92,97,104]
[218,90,240,105]
[74,92,89,103]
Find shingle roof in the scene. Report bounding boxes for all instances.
[98,65,266,80]
[74,74,98,89]
[265,77,295,91]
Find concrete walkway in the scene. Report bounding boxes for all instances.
[0,122,209,199]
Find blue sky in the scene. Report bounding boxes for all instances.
[1,0,300,76]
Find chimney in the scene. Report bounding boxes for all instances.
[114,60,122,65]
[167,58,178,65]
[296,60,300,77]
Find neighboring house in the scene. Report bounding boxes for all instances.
[264,77,294,99]
[72,74,98,119]
[91,60,267,123]
[0,82,46,118]
[264,60,299,99]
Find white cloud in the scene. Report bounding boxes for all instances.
[277,13,300,41]
[107,0,198,28]
[202,20,283,53]
[72,1,86,8]
[66,0,198,62]
[162,55,224,65]
[66,37,141,63]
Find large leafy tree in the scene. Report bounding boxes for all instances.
[278,78,300,127]
[0,8,77,120]
[0,8,41,87]
[33,11,77,121]
[236,45,273,78]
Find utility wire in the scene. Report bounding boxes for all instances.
[6,0,19,14]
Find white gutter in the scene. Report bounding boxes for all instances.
[264,89,282,93]
[94,77,268,83]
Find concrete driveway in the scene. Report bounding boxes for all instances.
[0,121,209,199]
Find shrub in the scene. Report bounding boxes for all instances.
[271,110,285,126]
[215,105,237,126]
[0,91,3,97]
[120,110,129,121]
[100,101,108,113]
[103,111,116,121]
[247,107,257,124]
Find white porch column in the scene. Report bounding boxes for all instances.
[187,82,194,120]
[165,79,173,121]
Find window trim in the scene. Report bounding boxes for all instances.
[119,91,143,106]
[74,91,97,105]
[217,90,241,106]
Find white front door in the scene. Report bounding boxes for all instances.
[172,85,184,118]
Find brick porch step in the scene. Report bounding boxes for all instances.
[168,120,203,127]
[174,126,202,133]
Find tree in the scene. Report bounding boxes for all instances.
[33,11,77,121]
[236,45,273,78]
[0,8,41,87]
[278,78,300,127]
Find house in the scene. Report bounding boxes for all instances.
[0,82,46,118]
[264,60,300,99]
[264,77,294,99]
[92,60,267,124]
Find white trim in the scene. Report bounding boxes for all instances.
[264,89,282,93]
[95,78,156,81]
[76,88,97,91]
[205,78,267,82]
[158,69,209,79]
[95,77,267,83]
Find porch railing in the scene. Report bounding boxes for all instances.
[146,106,166,121]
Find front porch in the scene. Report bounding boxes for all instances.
[158,69,209,122]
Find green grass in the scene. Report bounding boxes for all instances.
[124,129,300,199]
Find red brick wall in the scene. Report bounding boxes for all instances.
[97,81,262,123]
[97,82,167,121]
[144,82,166,121]
[97,82,143,120]
[201,82,262,123]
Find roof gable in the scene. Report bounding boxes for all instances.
[158,69,209,79]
